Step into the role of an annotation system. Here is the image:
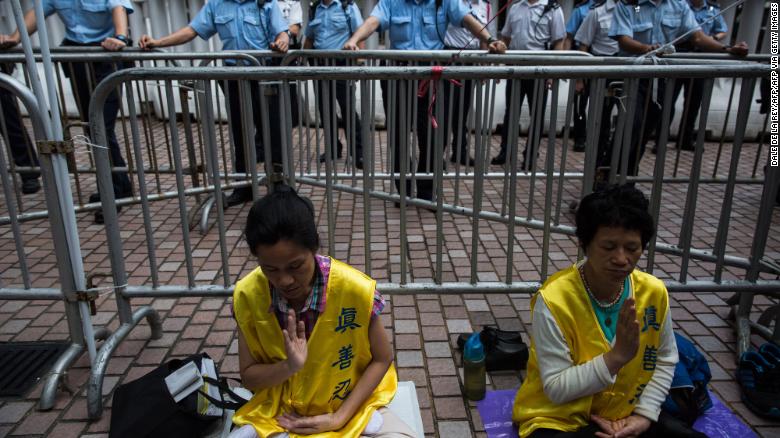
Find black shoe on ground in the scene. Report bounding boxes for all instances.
[319,150,343,163]
[450,154,475,167]
[490,151,507,166]
[355,156,364,170]
[736,351,780,419]
[457,326,529,371]
[224,189,252,208]
[651,146,658,154]
[21,178,40,194]
[678,142,695,151]
[573,140,586,152]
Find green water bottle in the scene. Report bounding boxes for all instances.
[463,332,486,401]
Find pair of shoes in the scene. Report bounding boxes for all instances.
[90,192,125,225]
[319,150,343,163]
[737,346,780,419]
[490,151,507,166]
[21,178,40,194]
[450,154,476,167]
[573,140,586,152]
[678,142,695,151]
[224,189,253,208]
[457,326,529,372]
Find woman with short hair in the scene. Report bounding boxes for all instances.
[514,184,678,438]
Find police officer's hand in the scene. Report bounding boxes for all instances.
[139,35,158,50]
[0,34,20,50]
[101,37,126,52]
[643,43,661,54]
[270,32,290,53]
[488,40,506,54]
[726,41,749,57]
[343,39,360,51]
[575,79,585,94]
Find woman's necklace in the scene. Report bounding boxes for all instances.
[579,265,623,325]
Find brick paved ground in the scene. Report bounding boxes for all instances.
[0,114,779,437]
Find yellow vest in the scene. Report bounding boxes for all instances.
[232,258,397,438]
[513,265,668,437]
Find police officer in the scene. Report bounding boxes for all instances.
[670,0,729,151]
[140,0,290,207]
[0,64,40,194]
[304,0,365,168]
[574,0,619,175]
[565,0,594,153]
[343,0,506,203]
[0,0,135,219]
[609,0,747,175]
[492,0,565,169]
[442,0,495,167]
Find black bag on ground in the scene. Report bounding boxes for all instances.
[109,353,223,438]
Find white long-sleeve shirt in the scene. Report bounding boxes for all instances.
[532,297,678,422]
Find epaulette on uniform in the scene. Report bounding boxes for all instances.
[706,0,720,9]
[590,0,607,9]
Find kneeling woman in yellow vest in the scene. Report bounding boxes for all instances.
[514,184,679,438]
[230,185,416,438]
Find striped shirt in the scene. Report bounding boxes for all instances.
[270,254,385,338]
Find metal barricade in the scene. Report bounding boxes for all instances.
[0,69,117,412]
[82,62,777,418]
[0,49,277,228]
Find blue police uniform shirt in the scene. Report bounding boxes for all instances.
[304,0,364,49]
[565,0,594,36]
[370,0,473,50]
[190,0,289,56]
[609,0,700,54]
[690,1,727,36]
[42,0,134,44]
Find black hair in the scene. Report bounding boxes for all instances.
[244,185,320,256]
[575,184,655,251]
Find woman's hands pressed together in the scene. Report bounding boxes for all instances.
[277,411,346,434]
[592,414,651,438]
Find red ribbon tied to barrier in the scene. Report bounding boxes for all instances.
[417,66,463,129]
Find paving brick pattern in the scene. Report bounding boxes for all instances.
[0,115,779,437]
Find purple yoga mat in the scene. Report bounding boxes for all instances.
[476,389,757,438]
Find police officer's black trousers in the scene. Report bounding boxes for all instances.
[670,78,705,149]
[573,82,589,145]
[316,78,363,159]
[443,78,473,162]
[380,77,454,201]
[61,41,132,198]
[625,78,663,176]
[218,79,283,188]
[595,89,621,170]
[498,79,548,170]
[0,64,39,181]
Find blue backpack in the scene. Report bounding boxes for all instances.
[662,332,714,425]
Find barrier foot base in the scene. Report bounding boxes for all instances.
[87,306,161,420]
[200,195,216,235]
[38,343,84,411]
